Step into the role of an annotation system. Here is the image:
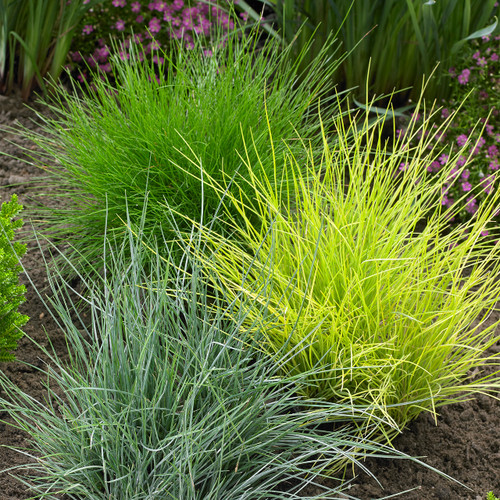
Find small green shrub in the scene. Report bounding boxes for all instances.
[487,492,500,500]
[200,97,500,441]
[0,194,28,362]
[23,24,345,273]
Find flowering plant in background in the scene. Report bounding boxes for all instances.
[69,0,243,83]
[398,34,500,224]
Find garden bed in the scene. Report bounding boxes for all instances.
[0,93,499,500]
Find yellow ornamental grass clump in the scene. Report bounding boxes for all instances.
[201,100,500,440]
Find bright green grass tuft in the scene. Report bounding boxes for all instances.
[19,25,346,273]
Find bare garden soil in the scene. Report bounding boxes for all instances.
[0,92,499,500]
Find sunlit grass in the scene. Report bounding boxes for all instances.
[198,96,500,440]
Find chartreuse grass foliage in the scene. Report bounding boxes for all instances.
[199,98,500,438]
[21,24,345,272]
[0,223,440,499]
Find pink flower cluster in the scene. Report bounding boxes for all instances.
[71,0,243,80]
[397,32,500,225]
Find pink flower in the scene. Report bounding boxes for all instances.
[483,175,495,195]
[439,153,449,165]
[488,145,499,158]
[149,17,161,33]
[477,57,487,67]
[481,230,489,237]
[491,53,499,62]
[465,196,478,214]
[112,0,126,6]
[489,159,500,171]
[94,46,110,62]
[148,39,161,51]
[82,24,94,35]
[98,62,112,73]
[456,134,468,147]
[153,0,168,11]
[472,136,486,155]
[115,19,126,31]
[456,156,467,167]
[448,167,459,181]
[461,169,470,180]
[458,68,471,85]
[443,195,454,208]
[428,160,441,172]
[131,1,141,12]
[461,182,472,192]
[441,108,450,119]
[136,15,144,23]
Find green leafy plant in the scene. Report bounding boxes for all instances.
[20,24,345,273]
[0,0,101,100]
[238,0,499,103]
[0,194,27,362]
[487,492,500,500]
[199,96,500,442]
[0,220,447,498]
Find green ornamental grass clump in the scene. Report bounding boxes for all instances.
[0,194,28,361]
[200,100,500,440]
[22,25,345,272]
[0,226,440,499]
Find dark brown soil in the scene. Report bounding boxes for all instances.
[0,92,499,500]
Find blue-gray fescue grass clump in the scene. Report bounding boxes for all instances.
[0,221,446,499]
